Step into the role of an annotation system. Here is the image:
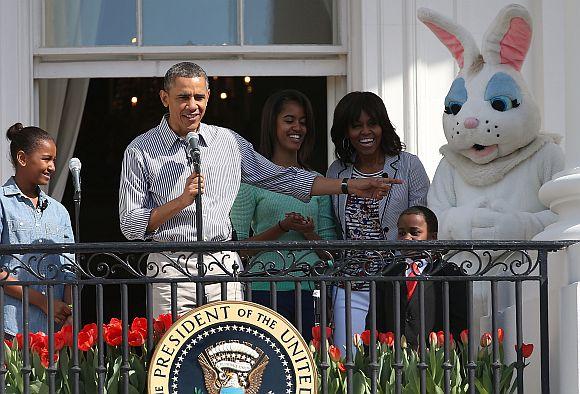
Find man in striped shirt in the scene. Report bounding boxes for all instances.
[119,62,400,316]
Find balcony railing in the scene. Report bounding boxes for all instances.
[0,240,574,394]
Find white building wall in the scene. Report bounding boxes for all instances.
[0,0,34,181]
[350,0,557,180]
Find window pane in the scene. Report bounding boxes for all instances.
[44,0,137,47]
[243,0,335,45]
[142,0,238,46]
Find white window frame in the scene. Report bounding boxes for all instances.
[31,0,348,166]
[33,0,348,79]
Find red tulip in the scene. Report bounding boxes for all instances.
[53,332,66,352]
[30,332,47,354]
[360,330,378,346]
[328,345,341,362]
[15,333,23,349]
[40,348,58,369]
[338,362,346,373]
[460,329,469,345]
[436,331,454,348]
[81,323,98,339]
[437,331,445,347]
[481,332,492,348]
[78,330,95,351]
[429,332,437,347]
[497,328,504,344]
[128,330,145,347]
[131,317,148,338]
[154,313,173,335]
[378,332,394,347]
[4,339,12,349]
[311,325,332,342]
[58,325,73,347]
[360,330,371,346]
[515,343,534,358]
[310,339,321,352]
[104,324,123,347]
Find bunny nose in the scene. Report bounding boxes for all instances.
[464,117,479,129]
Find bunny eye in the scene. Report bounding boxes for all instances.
[444,101,463,115]
[490,95,519,112]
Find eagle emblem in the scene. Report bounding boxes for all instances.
[198,340,269,394]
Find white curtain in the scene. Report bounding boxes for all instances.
[41,0,103,200]
[39,79,89,201]
[45,0,103,47]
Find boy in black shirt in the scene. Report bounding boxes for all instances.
[367,206,467,347]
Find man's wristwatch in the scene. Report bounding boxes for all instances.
[341,178,349,194]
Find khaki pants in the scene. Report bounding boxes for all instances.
[148,251,243,317]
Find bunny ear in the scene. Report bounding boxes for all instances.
[481,4,533,71]
[418,7,480,69]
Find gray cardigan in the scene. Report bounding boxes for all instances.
[326,151,430,241]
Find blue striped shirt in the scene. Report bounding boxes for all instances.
[119,115,317,242]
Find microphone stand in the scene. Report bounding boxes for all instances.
[73,190,81,243]
[192,153,205,306]
[72,187,82,387]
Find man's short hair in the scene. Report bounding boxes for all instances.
[163,62,209,91]
[399,206,438,234]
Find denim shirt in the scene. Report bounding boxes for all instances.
[0,177,75,335]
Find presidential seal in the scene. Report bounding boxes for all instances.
[148,301,317,394]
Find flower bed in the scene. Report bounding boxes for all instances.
[310,326,533,394]
[3,313,174,393]
[3,319,533,393]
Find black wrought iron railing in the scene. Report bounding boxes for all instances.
[0,240,574,394]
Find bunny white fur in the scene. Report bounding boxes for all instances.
[419,4,564,241]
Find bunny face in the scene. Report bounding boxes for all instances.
[419,4,538,164]
[443,65,540,164]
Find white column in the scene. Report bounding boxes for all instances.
[326,76,347,166]
[535,0,580,241]
[0,0,34,180]
[533,0,580,393]
[563,0,580,171]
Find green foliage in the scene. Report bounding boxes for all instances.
[311,331,532,394]
[3,342,147,393]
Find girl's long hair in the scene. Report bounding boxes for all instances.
[258,89,316,169]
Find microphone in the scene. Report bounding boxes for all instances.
[68,157,82,202]
[185,132,201,166]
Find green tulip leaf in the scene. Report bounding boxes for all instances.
[474,378,490,394]
[4,386,20,394]
[106,355,122,394]
[353,371,370,394]
[500,364,515,391]
[128,383,141,394]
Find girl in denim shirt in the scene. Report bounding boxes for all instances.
[1,123,75,338]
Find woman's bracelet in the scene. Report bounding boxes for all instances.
[278,221,289,232]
